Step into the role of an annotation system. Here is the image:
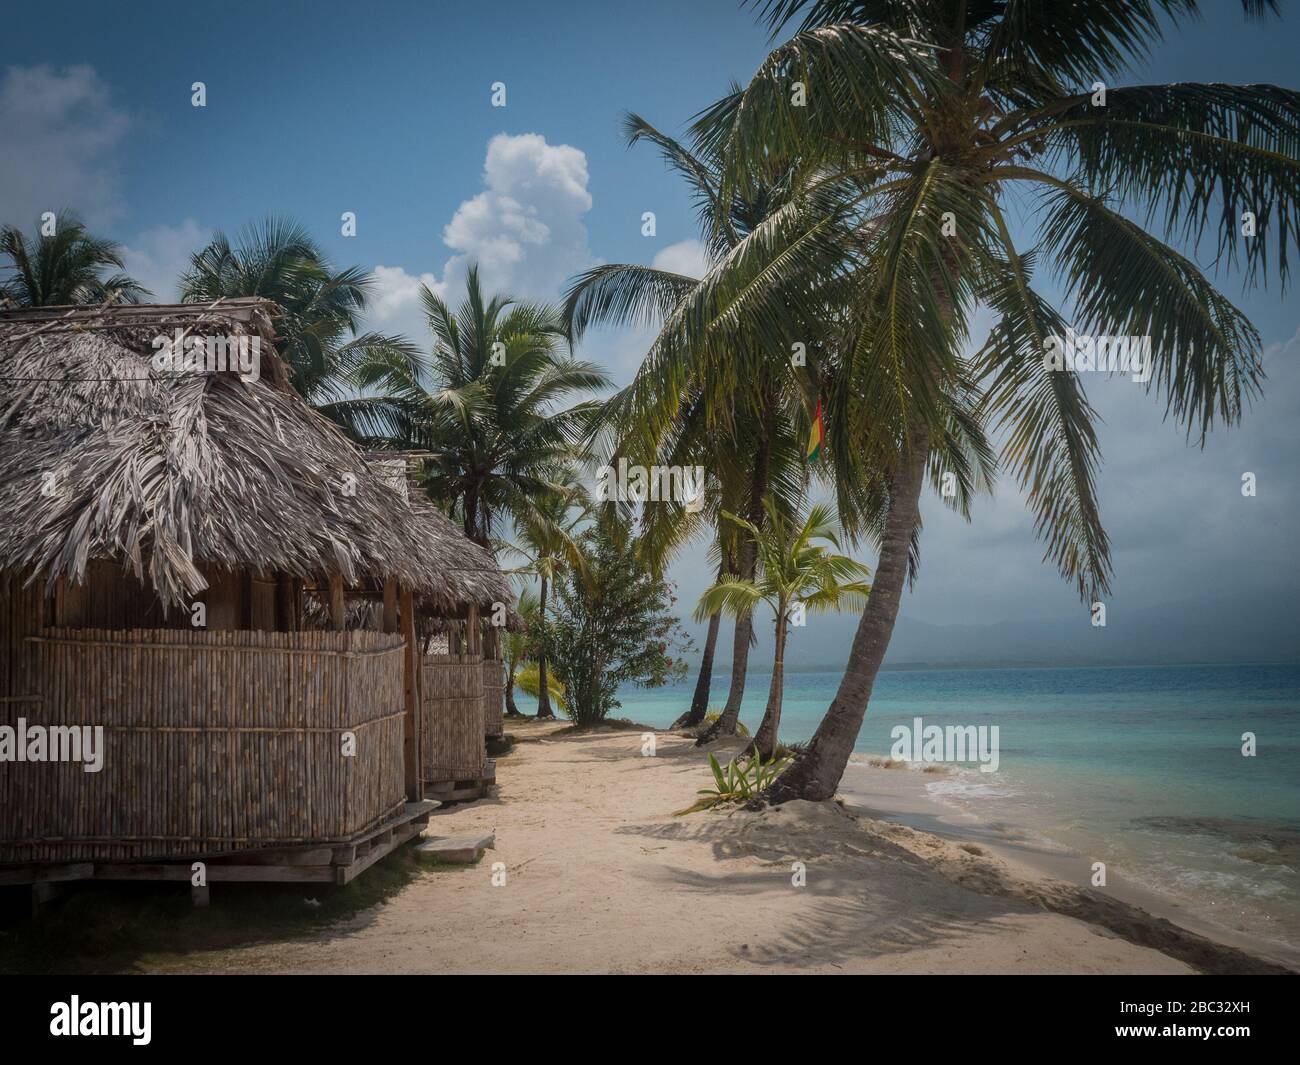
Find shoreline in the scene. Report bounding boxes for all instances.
[838,758,1300,971]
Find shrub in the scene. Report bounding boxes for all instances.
[542,521,691,727]
[678,752,791,814]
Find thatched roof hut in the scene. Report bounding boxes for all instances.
[0,300,509,885]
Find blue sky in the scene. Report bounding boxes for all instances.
[2,1,772,304]
[3,0,1299,665]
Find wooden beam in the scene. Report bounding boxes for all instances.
[208,847,334,867]
[94,864,337,884]
[382,579,399,633]
[0,862,92,887]
[329,573,346,631]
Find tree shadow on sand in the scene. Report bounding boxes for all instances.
[617,805,1293,974]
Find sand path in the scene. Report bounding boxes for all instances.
[140,724,1285,974]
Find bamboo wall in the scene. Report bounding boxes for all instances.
[0,625,407,863]
[419,652,485,784]
[482,658,505,738]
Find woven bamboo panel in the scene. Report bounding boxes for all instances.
[0,626,407,863]
[482,658,505,738]
[419,653,485,783]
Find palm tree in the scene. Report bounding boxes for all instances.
[630,402,807,731]
[564,115,835,740]
[0,213,148,307]
[685,0,1295,801]
[338,266,609,546]
[501,585,535,717]
[180,216,411,405]
[501,585,567,716]
[697,500,870,760]
[504,484,590,718]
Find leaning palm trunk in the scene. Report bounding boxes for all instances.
[536,575,554,719]
[769,429,929,801]
[711,567,754,734]
[673,609,721,729]
[749,610,788,761]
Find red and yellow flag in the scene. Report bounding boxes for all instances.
[806,397,825,462]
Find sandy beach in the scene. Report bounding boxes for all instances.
[133,723,1293,975]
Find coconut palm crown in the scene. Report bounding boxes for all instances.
[0,212,148,307]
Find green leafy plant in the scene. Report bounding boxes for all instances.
[678,752,791,814]
[541,516,692,727]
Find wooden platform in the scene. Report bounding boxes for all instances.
[4,801,441,900]
[422,758,496,803]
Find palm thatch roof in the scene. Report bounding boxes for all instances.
[362,452,513,616]
[0,299,513,616]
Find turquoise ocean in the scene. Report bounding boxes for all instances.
[515,662,1300,949]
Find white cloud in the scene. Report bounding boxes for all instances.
[120,219,205,302]
[365,264,448,343]
[652,238,707,279]
[366,132,597,345]
[439,132,594,302]
[0,65,130,227]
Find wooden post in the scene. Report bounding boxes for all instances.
[203,569,241,631]
[382,579,399,634]
[276,574,296,632]
[54,576,85,628]
[400,586,420,800]
[329,573,346,631]
[467,603,481,655]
